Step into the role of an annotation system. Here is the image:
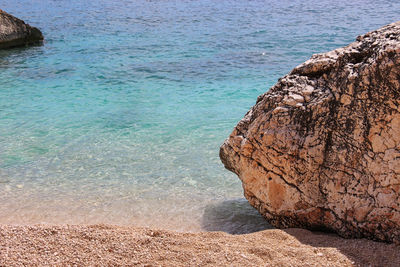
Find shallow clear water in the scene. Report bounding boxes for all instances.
[0,0,399,232]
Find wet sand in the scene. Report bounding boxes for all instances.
[0,224,399,266]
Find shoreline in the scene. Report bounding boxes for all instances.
[1,224,399,266]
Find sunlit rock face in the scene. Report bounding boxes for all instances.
[0,9,43,49]
[220,21,400,243]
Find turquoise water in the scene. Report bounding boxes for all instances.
[1,0,399,231]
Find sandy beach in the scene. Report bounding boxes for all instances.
[1,224,399,266]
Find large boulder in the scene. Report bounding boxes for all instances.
[0,9,43,49]
[220,22,400,243]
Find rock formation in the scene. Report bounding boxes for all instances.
[220,22,400,243]
[0,9,43,49]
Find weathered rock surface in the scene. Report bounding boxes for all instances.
[0,9,43,49]
[220,22,400,243]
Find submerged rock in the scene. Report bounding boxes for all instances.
[0,9,43,49]
[220,22,400,242]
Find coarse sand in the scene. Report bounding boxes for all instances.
[0,224,399,266]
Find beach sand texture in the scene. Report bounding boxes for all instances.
[1,224,399,266]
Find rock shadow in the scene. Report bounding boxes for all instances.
[0,43,44,64]
[283,228,400,266]
[201,200,400,265]
[201,198,273,234]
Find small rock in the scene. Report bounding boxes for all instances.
[0,9,44,49]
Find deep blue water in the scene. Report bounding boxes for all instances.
[0,0,399,231]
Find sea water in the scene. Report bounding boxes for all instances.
[0,0,399,233]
